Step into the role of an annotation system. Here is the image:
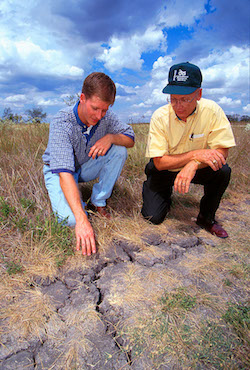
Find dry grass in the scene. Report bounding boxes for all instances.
[0,121,249,368]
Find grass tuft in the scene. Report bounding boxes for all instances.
[0,121,249,367]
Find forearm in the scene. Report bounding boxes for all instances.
[153,148,228,171]
[109,133,134,148]
[153,151,196,171]
[59,172,88,223]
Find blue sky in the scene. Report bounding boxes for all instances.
[0,0,249,123]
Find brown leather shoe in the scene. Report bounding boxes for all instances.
[196,217,228,238]
[88,202,111,219]
[95,206,111,219]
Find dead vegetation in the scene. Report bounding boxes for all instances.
[0,121,249,368]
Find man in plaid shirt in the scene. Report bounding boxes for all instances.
[43,72,134,256]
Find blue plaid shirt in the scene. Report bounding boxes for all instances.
[43,102,135,174]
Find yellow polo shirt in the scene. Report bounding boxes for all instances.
[146,98,236,170]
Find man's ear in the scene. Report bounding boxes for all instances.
[80,93,86,104]
[197,89,202,101]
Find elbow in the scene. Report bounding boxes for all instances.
[128,138,135,148]
[153,157,164,171]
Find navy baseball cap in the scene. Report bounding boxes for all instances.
[162,62,202,95]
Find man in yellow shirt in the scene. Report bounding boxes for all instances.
[142,62,236,238]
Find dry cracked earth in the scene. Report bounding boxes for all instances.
[0,198,249,369]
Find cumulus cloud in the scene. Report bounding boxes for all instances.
[198,46,249,93]
[0,38,83,80]
[97,27,166,71]
[172,0,249,62]
[157,0,207,27]
[5,95,27,103]
[0,0,248,121]
[2,94,27,108]
[217,97,241,107]
[243,104,250,114]
[49,0,164,42]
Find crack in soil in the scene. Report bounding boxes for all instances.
[0,234,217,369]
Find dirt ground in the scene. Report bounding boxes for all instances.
[0,194,249,369]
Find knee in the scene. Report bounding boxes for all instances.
[218,164,231,182]
[141,203,167,225]
[111,144,127,159]
[56,212,76,227]
[141,209,166,225]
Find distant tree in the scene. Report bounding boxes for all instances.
[12,114,23,124]
[1,108,23,124]
[2,107,14,121]
[240,115,250,122]
[227,114,240,122]
[63,93,80,106]
[25,107,47,123]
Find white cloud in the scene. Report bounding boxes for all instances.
[217,97,241,107]
[5,95,26,103]
[98,27,166,71]
[3,94,27,108]
[198,46,249,91]
[157,0,206,27]
[243,104,250,114]
[0,38,83,79]
[35,98,62,107]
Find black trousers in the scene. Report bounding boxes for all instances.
[141,159,231,225]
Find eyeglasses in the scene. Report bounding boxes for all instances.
[168,91,199,106]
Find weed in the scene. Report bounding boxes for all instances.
[20,197,35,210]
[6,260,24,275]
[0,196,15,218]
[223,278,233,286]
[32,215,74,266]
[160,288,197,312]
[229,262,249,279]
[222,302,250,337]
[0,122,249,368]
[193,321,242,368]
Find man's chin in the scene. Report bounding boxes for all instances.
[176,112,186,120]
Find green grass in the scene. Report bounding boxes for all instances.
[0,121,249,368]
[223,302,250,337]
[123,289,249,368]
[6,260,24,275]
[160,288,197,312]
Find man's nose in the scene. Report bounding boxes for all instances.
[96,111,102,120]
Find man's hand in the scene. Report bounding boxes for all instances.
[154,148,228,172]
[174,148,228,194]
[174,160,198,194]
[75,218,96,256]
[88,134,113,159]
[88,133,134,159]
[194,149,226,171]
[59,172,96,256]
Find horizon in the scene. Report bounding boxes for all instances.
[0,0,249,123]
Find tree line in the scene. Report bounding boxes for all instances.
[1,106,249,124]
[1,107,47,124]
[226,114,250,122]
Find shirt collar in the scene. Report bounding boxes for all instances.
[73,101,88,130]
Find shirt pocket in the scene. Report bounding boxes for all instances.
[189,136,207,150]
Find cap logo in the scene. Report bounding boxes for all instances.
[173,69,189,82]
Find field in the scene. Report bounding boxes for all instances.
[0,122,249,369]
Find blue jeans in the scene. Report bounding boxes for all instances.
[43,145,127,226]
